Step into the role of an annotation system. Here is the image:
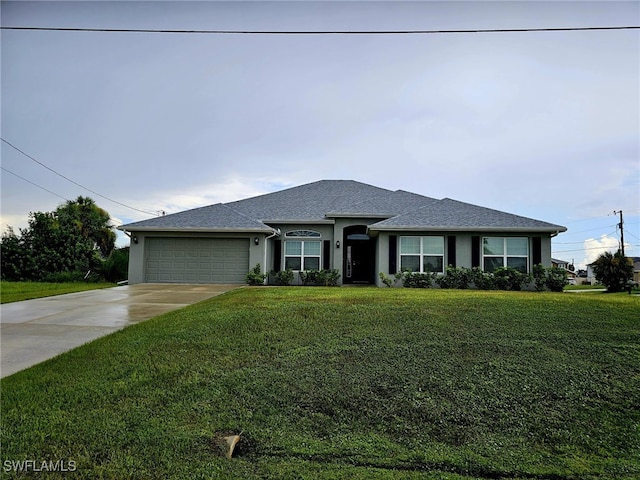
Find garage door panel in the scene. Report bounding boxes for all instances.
[146,238,249,284]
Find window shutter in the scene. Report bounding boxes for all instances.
[323,240,331,270]
[273,240,282,272]
[532,237,542,265]
[447,236,456,268]
[389,235,397,274]
[472,236,480,268]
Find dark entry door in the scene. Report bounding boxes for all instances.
[344,226,375,284]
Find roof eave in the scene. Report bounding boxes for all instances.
[117,226,275,233]
[370,226,567,233]
[262,219,335,225]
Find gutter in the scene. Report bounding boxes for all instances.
[369,225,568,233]
[263,228,281,283]
[116,226,275,233]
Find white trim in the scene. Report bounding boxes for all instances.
[482,237,529,273]
[399,236,445,274]
[285,229,321,238]
[284,239,322,271]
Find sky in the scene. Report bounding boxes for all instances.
[1,0,639,270]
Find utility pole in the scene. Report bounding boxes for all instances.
[614,210,625,256]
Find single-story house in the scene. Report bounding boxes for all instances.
[118,180,567,286]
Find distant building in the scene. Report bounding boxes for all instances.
[552,258,577,283]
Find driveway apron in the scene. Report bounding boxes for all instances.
[0,284,241,378]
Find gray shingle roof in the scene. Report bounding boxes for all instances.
[226,180,393,221]
[371,198,565,232]
[120,180,567,233]
[120,203,272,232]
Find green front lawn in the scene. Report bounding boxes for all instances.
[1,288,638,479]
[0,281,116,304]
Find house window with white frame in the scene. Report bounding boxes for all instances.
[399,236,444,273]
[284,230,321,271]
[483,237,529,273]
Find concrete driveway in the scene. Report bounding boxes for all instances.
[0,284,242,378]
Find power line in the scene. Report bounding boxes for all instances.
[1,138,157,216]
[1,25,638,35]
[1,166,69,201]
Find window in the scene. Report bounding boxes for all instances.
[284,230,321,270]
[285,230,321,238]
[483,237,528,273]
[399,236,444,273]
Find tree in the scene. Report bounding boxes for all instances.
[591,250,634,293]
[0,197,116,281]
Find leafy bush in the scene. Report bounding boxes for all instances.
[383,265,570,292]
[493,267,530,291]
[470,267,496,290]
[532,264,548,292]
[317,269,340,286]
[544,267,568,292]
[99,247,130,283]
[271,269,294,286]
[246,263,267,286]
[378,271,403,287]
[1,197,115,282]
[299,269,340,286]
[401,271,435,288]
[435,266,472,289]
[298,270,314,286]
[532,264,568,292]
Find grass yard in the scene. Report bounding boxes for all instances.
[1,288,638,479]
[0,281,116,304]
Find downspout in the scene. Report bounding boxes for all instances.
[263,228,281,284]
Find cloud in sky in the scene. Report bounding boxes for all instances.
[582,234,624,268]
[1,1,638,253]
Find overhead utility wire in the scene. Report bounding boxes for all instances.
[1,166,69,201]
[1,138,157,216]
[1,25,638,35]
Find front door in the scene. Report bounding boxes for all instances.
[343,226,375,284]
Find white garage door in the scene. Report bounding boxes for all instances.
[145,238,249,283]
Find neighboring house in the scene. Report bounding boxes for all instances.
[586,263,597,285]
[119,180,567,286]
[632,257,640,284]
[551,258,570,270]
[551,258,577,281]
[586,256,639,286]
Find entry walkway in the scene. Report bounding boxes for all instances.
[0,284,241,378]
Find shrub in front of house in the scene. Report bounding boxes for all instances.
[382,265,565,292]
[379,271,404,288]
[469,267,497,290]
[401,271,435,288]
[246,263,267,286]
[532,264,569,292]
[299,269,340,286]
[493,267,531,291]
[270,268,294,286]
[435,266,472,289]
